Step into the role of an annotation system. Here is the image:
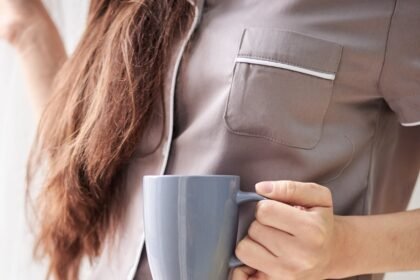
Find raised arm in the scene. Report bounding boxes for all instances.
[0,0,67,115]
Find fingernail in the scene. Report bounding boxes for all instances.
[256,182,273,194]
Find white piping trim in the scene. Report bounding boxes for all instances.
[401,120,420,127]
[126,4,202,280]
[159,6,201,176]
[127,232,145,280]
[235,56,336,81]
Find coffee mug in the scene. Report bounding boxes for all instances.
[143,175,265,280]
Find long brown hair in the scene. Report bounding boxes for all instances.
[26,1,194,279]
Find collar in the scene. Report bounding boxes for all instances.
[187,0,205,26]
[188,0,204,9]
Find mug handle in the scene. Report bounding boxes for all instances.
[229,190,266,268]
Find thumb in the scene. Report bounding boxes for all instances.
[255,180,333,208]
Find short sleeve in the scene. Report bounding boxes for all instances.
[379,0,420,127]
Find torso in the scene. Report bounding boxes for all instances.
[92,1,420,279]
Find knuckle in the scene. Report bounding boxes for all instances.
[255,201,273,223]
[235,239,250,258]
[281,180,297,201]
[248,221,260,240]
[310,182,333,206]
[312,230,327,248]
[324,188,333,205]
[275,261,298,279]
[231,268,240,280]
[288,261,301,274]
[285,259,312,279]
[306,222,327,248]
[299,256,317,272]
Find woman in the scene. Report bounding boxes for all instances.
[1,0,420,279]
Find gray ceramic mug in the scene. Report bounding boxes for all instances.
[143,175,265,280]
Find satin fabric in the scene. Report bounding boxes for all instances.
[91,1,420,279]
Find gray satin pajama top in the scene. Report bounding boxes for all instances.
[91,0,420,279]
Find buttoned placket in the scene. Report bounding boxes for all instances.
[126,1,205,279]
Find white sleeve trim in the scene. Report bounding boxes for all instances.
[401,120,420,127]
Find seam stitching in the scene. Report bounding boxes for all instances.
[362,100,386,217]
[377,0,398,91]
[380,90,418,101]
[362,0,397,218]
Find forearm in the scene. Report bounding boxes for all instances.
[331,209,420,278]
[11,3,67,115]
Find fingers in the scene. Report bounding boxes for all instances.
[235,181,335,280]
[255,199,308,235]
[249,271,270,280]
[231,267,269,280]
[235,236,277,275]
[256,181,333,208]
[231,266,256,280]
[247,220,293,257]
[247,220,320,271]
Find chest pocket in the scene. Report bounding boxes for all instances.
[224,28,343,149]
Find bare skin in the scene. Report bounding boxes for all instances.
[1,3,419,279]
[232,181,420,279]
[0,0,67,115]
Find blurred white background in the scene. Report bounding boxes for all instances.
[0,1,89,279]
[0,1,418,279]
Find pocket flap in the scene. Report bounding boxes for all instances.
[237,28,343,80]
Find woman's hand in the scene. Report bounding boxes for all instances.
[0,0,46,46]
[232,181,346,280]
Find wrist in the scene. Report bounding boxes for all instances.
[2,3,52,50]
[325,215,360,279]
